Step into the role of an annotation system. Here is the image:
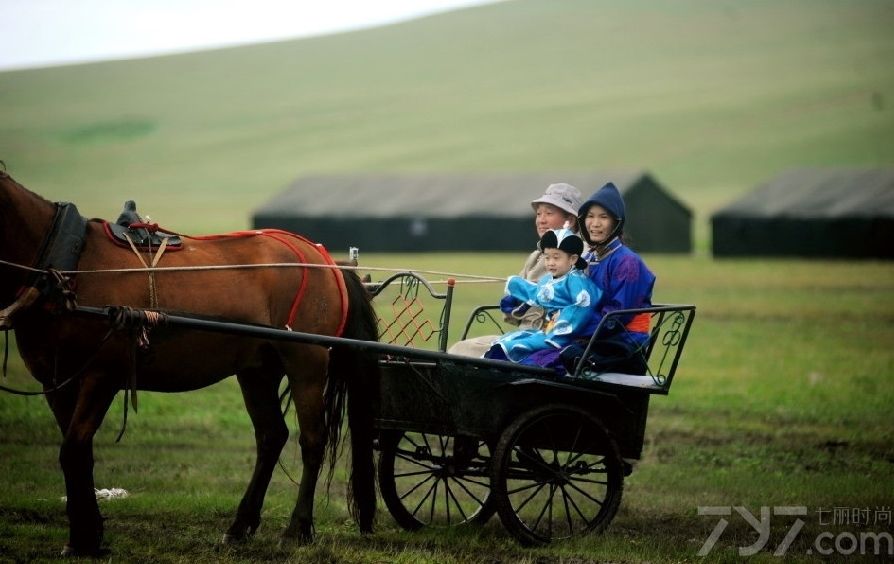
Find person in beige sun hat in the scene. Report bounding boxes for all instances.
[447,182,583,357]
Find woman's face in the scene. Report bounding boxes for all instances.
[584,204,617,245]
[534,203,575,237]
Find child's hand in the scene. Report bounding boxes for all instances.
[510,303,531,320]
[500,295,522,315]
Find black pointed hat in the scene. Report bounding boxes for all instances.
[538,228,588,271]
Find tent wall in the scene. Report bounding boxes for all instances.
[624,179,692,253]
[252,172,693,253]
[252,215,536,253]
[712,216,894,258]
[711,168,894,259]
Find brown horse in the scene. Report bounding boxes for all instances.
[0,168,379,556]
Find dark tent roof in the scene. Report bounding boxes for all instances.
[714,168,894,217]
[712,168,894,258]
[253,172,692,253]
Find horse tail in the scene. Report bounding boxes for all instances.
[324,268,379,533]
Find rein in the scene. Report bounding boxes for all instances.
[0,325,116,396]
[0,216,504,436]
[0,257,506,283]
[0,314,148,443]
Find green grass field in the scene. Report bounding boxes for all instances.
[1,0,893,561]
[1,255,892,562]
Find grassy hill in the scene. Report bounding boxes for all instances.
[1,0,893,246]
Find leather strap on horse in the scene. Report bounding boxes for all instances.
[29,203,87,290]
[107,307,164,442]
[121,233,169,309]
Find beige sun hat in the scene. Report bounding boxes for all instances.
[530,182,582,216]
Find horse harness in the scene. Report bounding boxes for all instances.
[0,202,86,329]
[1,201,349,442]
[103,201,183,308]
[0,201,147,440]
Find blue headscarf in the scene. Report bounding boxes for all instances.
[578,182,625,245]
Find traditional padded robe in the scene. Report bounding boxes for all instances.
[583,238,655,348]
[488,269,601,363]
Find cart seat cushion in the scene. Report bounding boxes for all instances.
[580,372,665,392]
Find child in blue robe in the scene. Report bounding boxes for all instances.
[486,228,601,365]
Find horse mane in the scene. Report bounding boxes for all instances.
[0,166,56,207]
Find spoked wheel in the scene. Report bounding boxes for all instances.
[378,431,496,530]
[491,405,623,546]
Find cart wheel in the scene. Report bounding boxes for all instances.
[491,405,623,546]
[378,431,496,530]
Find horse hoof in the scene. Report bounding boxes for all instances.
[61,543,109,558]
[220,533,249,545]
[278,532,313,550]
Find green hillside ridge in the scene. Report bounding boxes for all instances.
[1,0,892,247]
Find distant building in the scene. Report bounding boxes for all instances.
[711,168,894,258]
[253,172,692,253]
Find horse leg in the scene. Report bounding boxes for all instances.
[222,366,289,544]
[44,386,77,437]
[280,346,328,546]
[55,375,118,556]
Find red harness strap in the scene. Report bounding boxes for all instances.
[100,220,185,252]
[186,229,349,337]
[262,230,348,336]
